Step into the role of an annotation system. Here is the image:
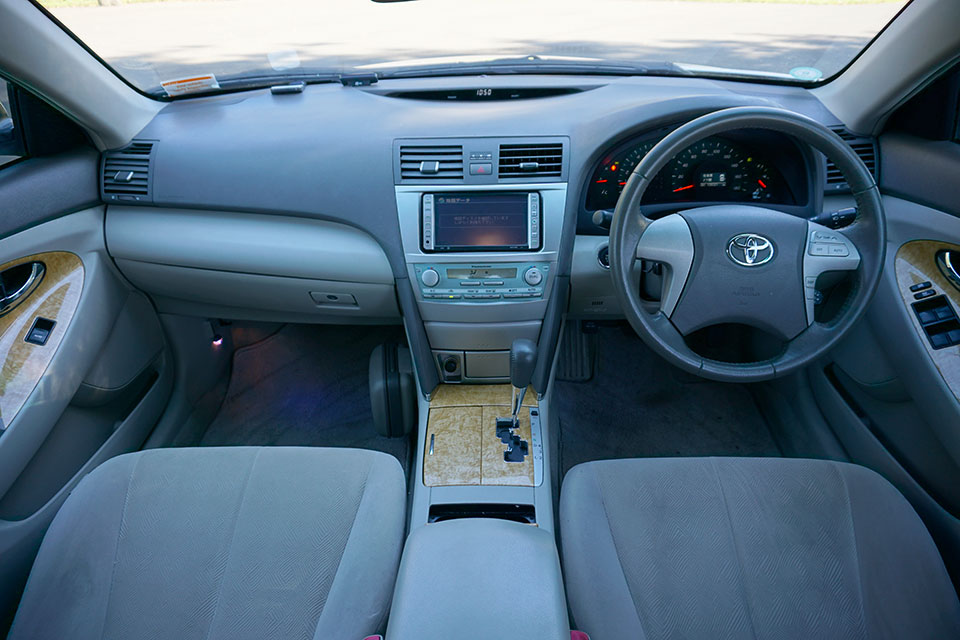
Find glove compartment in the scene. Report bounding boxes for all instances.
[105,207,399,322]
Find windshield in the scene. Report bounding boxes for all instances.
[37,0,910,98]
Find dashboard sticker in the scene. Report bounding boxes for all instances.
[161,74,220,97]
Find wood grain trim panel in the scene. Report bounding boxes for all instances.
[423,406,482,486]
[423,384,537,487]
[430,383,536,408]
[0,252,84,430]
[894,240,960,400]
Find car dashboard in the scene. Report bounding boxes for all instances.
[98,73,865,391]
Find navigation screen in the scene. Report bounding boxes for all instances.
[433,194,529,249]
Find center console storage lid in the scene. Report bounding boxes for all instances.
[387,518,570,639]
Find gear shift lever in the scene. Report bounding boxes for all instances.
[496,339,537,462]
[509,338,537,426]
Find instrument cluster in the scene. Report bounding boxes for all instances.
[585,131,803,213]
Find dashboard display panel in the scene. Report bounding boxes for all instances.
[433,193,530,250]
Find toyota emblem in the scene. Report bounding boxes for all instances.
[727,233,775,266]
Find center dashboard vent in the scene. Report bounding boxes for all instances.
[825,127,877,192]
[101,140,155,203]
[399,144,464,180]
[498,142,563,178]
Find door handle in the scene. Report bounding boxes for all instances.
[0,261,46,316]
[936,250,960,294]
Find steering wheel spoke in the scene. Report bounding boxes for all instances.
[635,214,695,317]
[802,220,861,325]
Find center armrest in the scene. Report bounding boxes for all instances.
[386,518,570,639]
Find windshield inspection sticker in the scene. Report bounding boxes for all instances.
[268,49,301,71]
[789,66,823,81]
[161,74,220,97]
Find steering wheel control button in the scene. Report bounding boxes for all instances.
[811,230,843,243]
[828,244,850,257]
[524,267,544,286]
[726,233,774,266]
[421,268,440,288]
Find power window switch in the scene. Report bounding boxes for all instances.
[931,333,951,349]
[936,306,955,321]
[24,317,56,346]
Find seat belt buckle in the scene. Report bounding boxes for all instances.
[571,632,591,640]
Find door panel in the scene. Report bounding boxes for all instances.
[820,192,960,587]
[0,251,83,430]
[0,207,172,629]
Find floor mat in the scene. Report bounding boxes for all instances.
[200,324,410,473]
[556,324,780,478]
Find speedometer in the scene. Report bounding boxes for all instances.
[666,139,776,202]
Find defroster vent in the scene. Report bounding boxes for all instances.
[102,140,154,203]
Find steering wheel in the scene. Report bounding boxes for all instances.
[609,106,886,382]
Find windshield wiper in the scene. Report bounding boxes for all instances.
[375,56,690,80]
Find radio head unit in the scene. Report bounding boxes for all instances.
[422,192,541,252]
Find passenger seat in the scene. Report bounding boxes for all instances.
[8,446,406,640]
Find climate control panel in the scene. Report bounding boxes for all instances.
[413,262,550,302]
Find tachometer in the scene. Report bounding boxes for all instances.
[585,140,656,210]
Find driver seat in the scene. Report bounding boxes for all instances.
[560,457,960,639]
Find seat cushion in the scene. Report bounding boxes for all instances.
[560,457,960,640]
[10,446,406,640]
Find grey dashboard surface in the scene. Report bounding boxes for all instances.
[131,74,839,276]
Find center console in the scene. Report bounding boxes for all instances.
[395,137,568,383]
[394,137,568,586]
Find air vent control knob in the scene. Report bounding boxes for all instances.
[523,267,543,286]
[421,269,440,288]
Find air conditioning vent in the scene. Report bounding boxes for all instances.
[498,143,563,178]
[102,140,154,202]
[399,145,463,180]
[825,127,877,191]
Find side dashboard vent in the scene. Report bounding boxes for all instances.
[498,143,563,178]
[399,145,463,180]
[102,140,154,202]
[825,128,877,191]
